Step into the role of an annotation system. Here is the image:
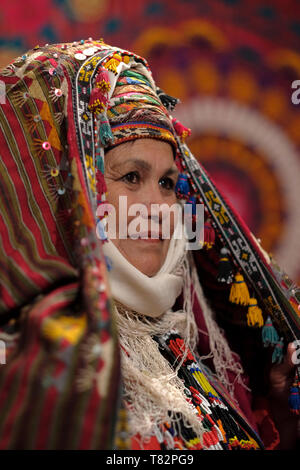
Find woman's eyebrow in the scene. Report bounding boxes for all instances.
[111,159,152,172]
[111,159,179,177]
[164,167,179,177]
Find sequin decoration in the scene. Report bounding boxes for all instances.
[50,168,59,177]
[55,88,63,97]
[42,141,51,151]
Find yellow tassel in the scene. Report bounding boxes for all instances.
[247,298,264,327]
[104,53,122,74]
[229,273,250,306]
[96,79,110,93]
[41,314,87,344]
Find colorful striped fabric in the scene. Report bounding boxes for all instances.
[0,40,121,449]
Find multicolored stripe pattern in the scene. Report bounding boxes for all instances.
[129,331,263,450]
[0,40,121,449]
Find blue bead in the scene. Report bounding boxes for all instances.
[288,386,300,412]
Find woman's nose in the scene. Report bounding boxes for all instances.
[140,182,171,224]
[141,181,165,207]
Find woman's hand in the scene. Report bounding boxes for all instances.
[268,342,299,449]
[269,343,296,398]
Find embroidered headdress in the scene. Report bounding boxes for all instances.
[105,67,178,152]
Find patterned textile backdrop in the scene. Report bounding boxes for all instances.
[1,0,300,283]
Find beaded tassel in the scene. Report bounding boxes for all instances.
[172,118,191,143]
[94,68,111,92]
[217,247,234,282]
[272,337,284,364]
[88,68,111,115]
[261,316,279,347]
[229,273,250,306]
[247,297,264,328]
[289,369,300,415]
[89,67,114,146]
[98,114,114,146]
[175,173,191,199]
[89,89,108,114]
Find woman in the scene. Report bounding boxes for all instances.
[0,39,299,450]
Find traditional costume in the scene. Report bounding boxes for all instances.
[0,39,299,450]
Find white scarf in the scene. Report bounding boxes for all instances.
[102,214,187,317]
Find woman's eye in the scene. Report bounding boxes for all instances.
[159,177,175,191]
[122,171,140,184]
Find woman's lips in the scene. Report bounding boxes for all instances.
[129,231,163,242]
[136,238,162,243]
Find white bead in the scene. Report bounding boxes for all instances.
[75,53,87,61]
[84,47,97,56]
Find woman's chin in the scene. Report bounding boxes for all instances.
[137,262,162,277]
[122,244,166,276]
[129,251,163,276]
[111,238,170,276]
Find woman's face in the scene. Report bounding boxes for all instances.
[104,138,179,277]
